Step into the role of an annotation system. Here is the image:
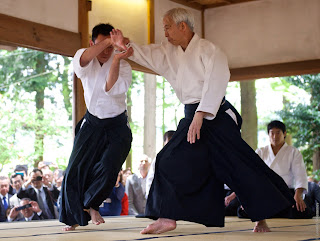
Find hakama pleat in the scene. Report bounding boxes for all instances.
[59,111,132,226]
[145,101,294,227]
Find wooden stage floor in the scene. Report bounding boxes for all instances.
[0,216,318,241]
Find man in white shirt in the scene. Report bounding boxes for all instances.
[256,120,308,217]
[112,8,294,234]
[59,23,133,231]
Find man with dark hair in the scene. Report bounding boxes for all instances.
[18,168,60,220]
[255,120,308,218]
[9,173,24,221]
[59,23,133,231]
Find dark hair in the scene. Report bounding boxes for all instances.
[10,173,24,183]
[92,23,114,42]
[31,168,43,175]
[14,165,28,176]
[163,130,175,143]
[267,120,286,133]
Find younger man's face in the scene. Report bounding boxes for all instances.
[90,34,113,64]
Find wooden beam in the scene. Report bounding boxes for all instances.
[169,0,203,10]
[230,59,320,81]
[0,13,80,57]
[127,60,158,75]
[148,0,155,44]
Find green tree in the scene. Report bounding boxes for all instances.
[278,74,320,174]
[0,48,72,168]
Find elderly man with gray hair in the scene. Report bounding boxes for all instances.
[111,7,294,234]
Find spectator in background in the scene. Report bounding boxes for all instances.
[238,120,309,219]
[99,171,125,216]
[8,198,44,222]
[122,168,132,187]
[14,165,29,184]
[145,130,175,199]
[54,169,64,191]
[0,176,12,222]
[18,168,59,219]
[9,173,24,221]
[125,155,150,215]
[42,169,55,189]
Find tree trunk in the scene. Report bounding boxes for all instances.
[240,80,258,150]
[313,147,320,171]
[34,88,45,167]
[144,74,156,160]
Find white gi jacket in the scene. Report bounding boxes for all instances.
[129,33,230,120]
[73,49,132,119]
[256,143,308,193]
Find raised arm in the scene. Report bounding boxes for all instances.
[80,37,113,67]
[105,47,133,92]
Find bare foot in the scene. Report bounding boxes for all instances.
[253,219,271,232]
[89,208,105,225]
[140,218,176,234]
[62,224,79,231]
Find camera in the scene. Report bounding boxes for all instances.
[32,176,42,182]
[16,204,32,211]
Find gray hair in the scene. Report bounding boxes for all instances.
[164,8,195,32]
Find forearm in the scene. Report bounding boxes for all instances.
[105,57,121,91]
[80,38,112,67]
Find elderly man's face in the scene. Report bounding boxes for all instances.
[163,16,184,46]
[0,178,10,196]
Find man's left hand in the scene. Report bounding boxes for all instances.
[294,189,306,212]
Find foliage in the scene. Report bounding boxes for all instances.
[0,48,73,169]
[277,74,320,173]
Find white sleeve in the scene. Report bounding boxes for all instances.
[291,149,308,193]
[129,42,170,76]
[104,60,132,96]
[72,48,93,80]
[196,46,230,120]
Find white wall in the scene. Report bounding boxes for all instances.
[0,0,78,33]
[89,0,148,45]
[205,0,320,68]
[154,0,202,43]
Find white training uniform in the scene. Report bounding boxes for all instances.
[73,49,132,119]
[256,143,308,193]
[129,33,231,121]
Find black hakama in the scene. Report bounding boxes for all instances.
[145,100,295,227]
[59,111,132,226]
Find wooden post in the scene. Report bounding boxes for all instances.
[73,0,91,134]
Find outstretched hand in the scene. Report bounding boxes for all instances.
[110,29,129,51]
